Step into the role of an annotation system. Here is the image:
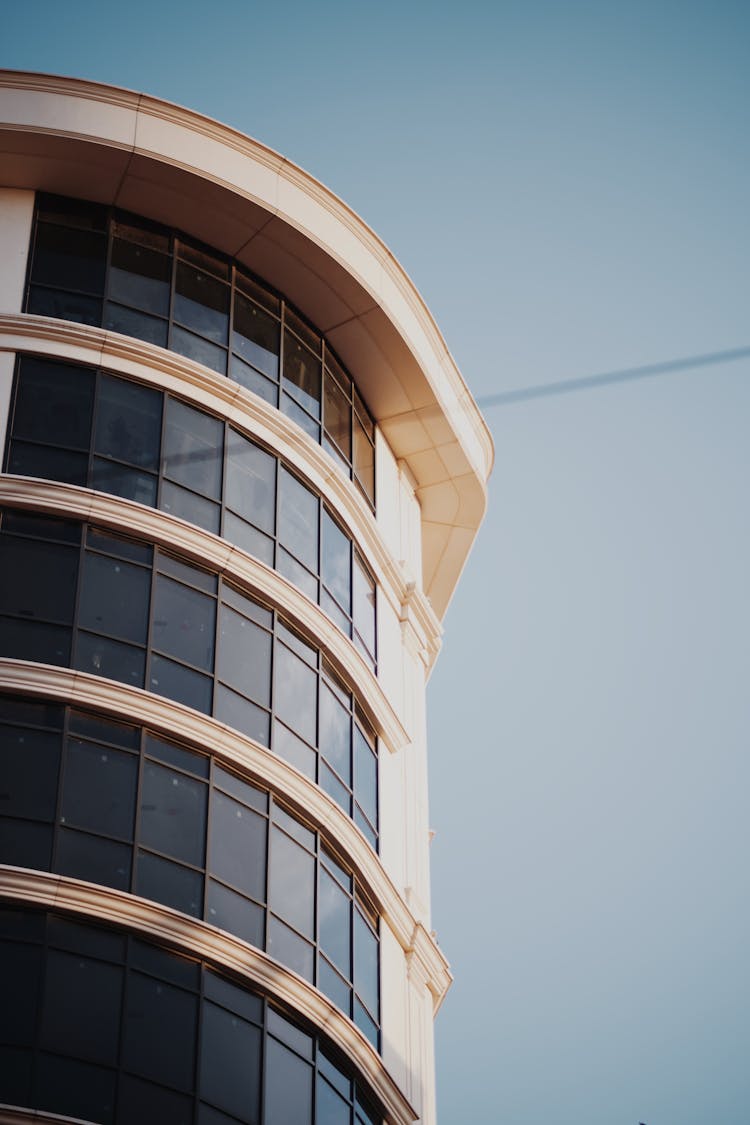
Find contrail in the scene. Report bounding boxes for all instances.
[476,346,750,408]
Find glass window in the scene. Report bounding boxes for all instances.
[40,949,122,1065]
[354,725,378,830]
[269,825,315,938]
[151,574,216,672]
[104,302,168,348]
[32,222,107,292]
[34,1053,116,1125]
[273,642,317,746]
[163,398,223,501]
[160,479,221,534]
[324,370,352,460]
[320,684,351,786]
[199,1001,261,1122]
[209,788,266,901]
[319,867,351,977]
[0,817,52,870]
[171,325,227,375]
[94,373,162,470]
[354,909,379,1019]
[232,290,280,380]
[0,726,60,820]
[78,551,151,645]
[0,537,78,624]
[135,850,203,918]
[264,1036,313,1125]
[317,1073,351,1125]
[283,330,321,419]
[122,970,198,1091]
[207,880,265,948]
[55,826,131,891]
[225,430,276,534]
[12,357,95,449]
[0,942,42,1044]
[279,468,319,572]
[218,604,271,707]
[267,915,314,982]
[174,262,229,346]
[28,286,102,326]
[353,555,376,659]
[74,632,146,689]
[322,511,351,614]
[61,738,137,839]
[139,760,207,867]
[91,458,158,506]
[109,223,171,315]
[149,653,213,714]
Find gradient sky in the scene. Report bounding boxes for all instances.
[3,3,750,1123]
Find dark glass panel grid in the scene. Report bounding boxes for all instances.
[0,510,378,844]
[0,906,381,1124]
[0,696,379,1045]
[5,357,376,669]
[26,194,375,506]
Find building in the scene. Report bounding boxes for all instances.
[0,71,493,1125]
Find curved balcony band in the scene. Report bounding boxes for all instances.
[0,896,399,1125]
[0,691,380,1049]
[4,352,377,671]
[0,507,379,848]
[24,193,376,508]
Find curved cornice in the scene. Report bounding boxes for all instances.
[0,314,443,672]
[0,69,492,619]
[0,660,452,1012]
[0,472,408,754]
[0,866,418,1125]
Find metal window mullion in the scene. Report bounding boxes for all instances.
[49,705,71,877]
[131,730,147,896]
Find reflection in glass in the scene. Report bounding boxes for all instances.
[94,374,162,470]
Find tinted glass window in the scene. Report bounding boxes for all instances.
[61,739,137,839]
[164,398,223,500]
[123,971,198,1090]
[232,291,279,380]
[273,642,317,745]
[139,760,207,867]
[269,825,314,938]
[12,358,94,449]
[56,827,131,891]
[279,468,318,571]
[78,551,151,645]
[0,537,78,624]
[264,1036,313,1125]
[32,222,106,292]
[94,374,162,470]
[218,604,271,707]
[199,1001,261,1122]
[40,949,122,1065]
[0,726,60,820]
[152,574,216,671]
[174,262,229,345]
[109,225,171,315]
[225,431,276,533]
[209,788,266,901]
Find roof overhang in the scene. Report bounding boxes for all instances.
[0,70,493,619]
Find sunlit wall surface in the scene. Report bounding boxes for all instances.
[0,71,491,1125]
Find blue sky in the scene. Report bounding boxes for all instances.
[3,2,750,1122]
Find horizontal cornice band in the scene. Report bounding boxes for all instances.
[0,472,407,754]
[0,660,452,1011]
[0,866,417,1125]
[0,314,444,671]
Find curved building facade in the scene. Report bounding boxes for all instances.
[0,71,492,1125]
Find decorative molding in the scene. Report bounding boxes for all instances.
[0,472,408,753]
[0,867,418,1125]
[0,315,444,671]
[0,661,452,1011]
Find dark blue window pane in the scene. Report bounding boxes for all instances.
[319,868,351,976]
[149,654,213,713]
[269,826,314,940]
[7,441,89,486]
[316,1072,351,1125]
[264,1036,312,1125]
[225,430,276,532]
[322,511,351,613]
[61,738,137,839]
[209,788,266,901]
[32,222,106,292]
[145,734,209,777]
[28,285,102,325]
[273,643,317,745]
[160,479,221,534]
[55,827,131,891]
[354,910,379,1019]
[0,618,71,666]
[94,374,162,470]
[283,330,320,419]
[140,760,207,867]
[164,398,223,500]
[104,302,168,347]
[272,720,316,780]
[91,457,158,505]
[174,262,229,345]
[109,229,171,315]
[135,850,203,918]
[40,949,122,1065]
[218,604,272,707]
[122,971,198,1091]
[0,1045,32,1106]
[152,574,216,672]
[0,725,60,819]
[119,1074,193,1125]
[78,550,151,644]
[0,537,78,624]
[34,1052,116,1125]
[12,357,94,449]
[354,727,377,828]
[232,291,279,379]
[0,817,52,870]
[320,684,351,786]
[278,468,319,571]
[207,879,265,948]
[75,632,146,689]
[199,1001,261,1122]
[0,942,42,1044]
[230,354,278,404]
[171,325,227,374]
